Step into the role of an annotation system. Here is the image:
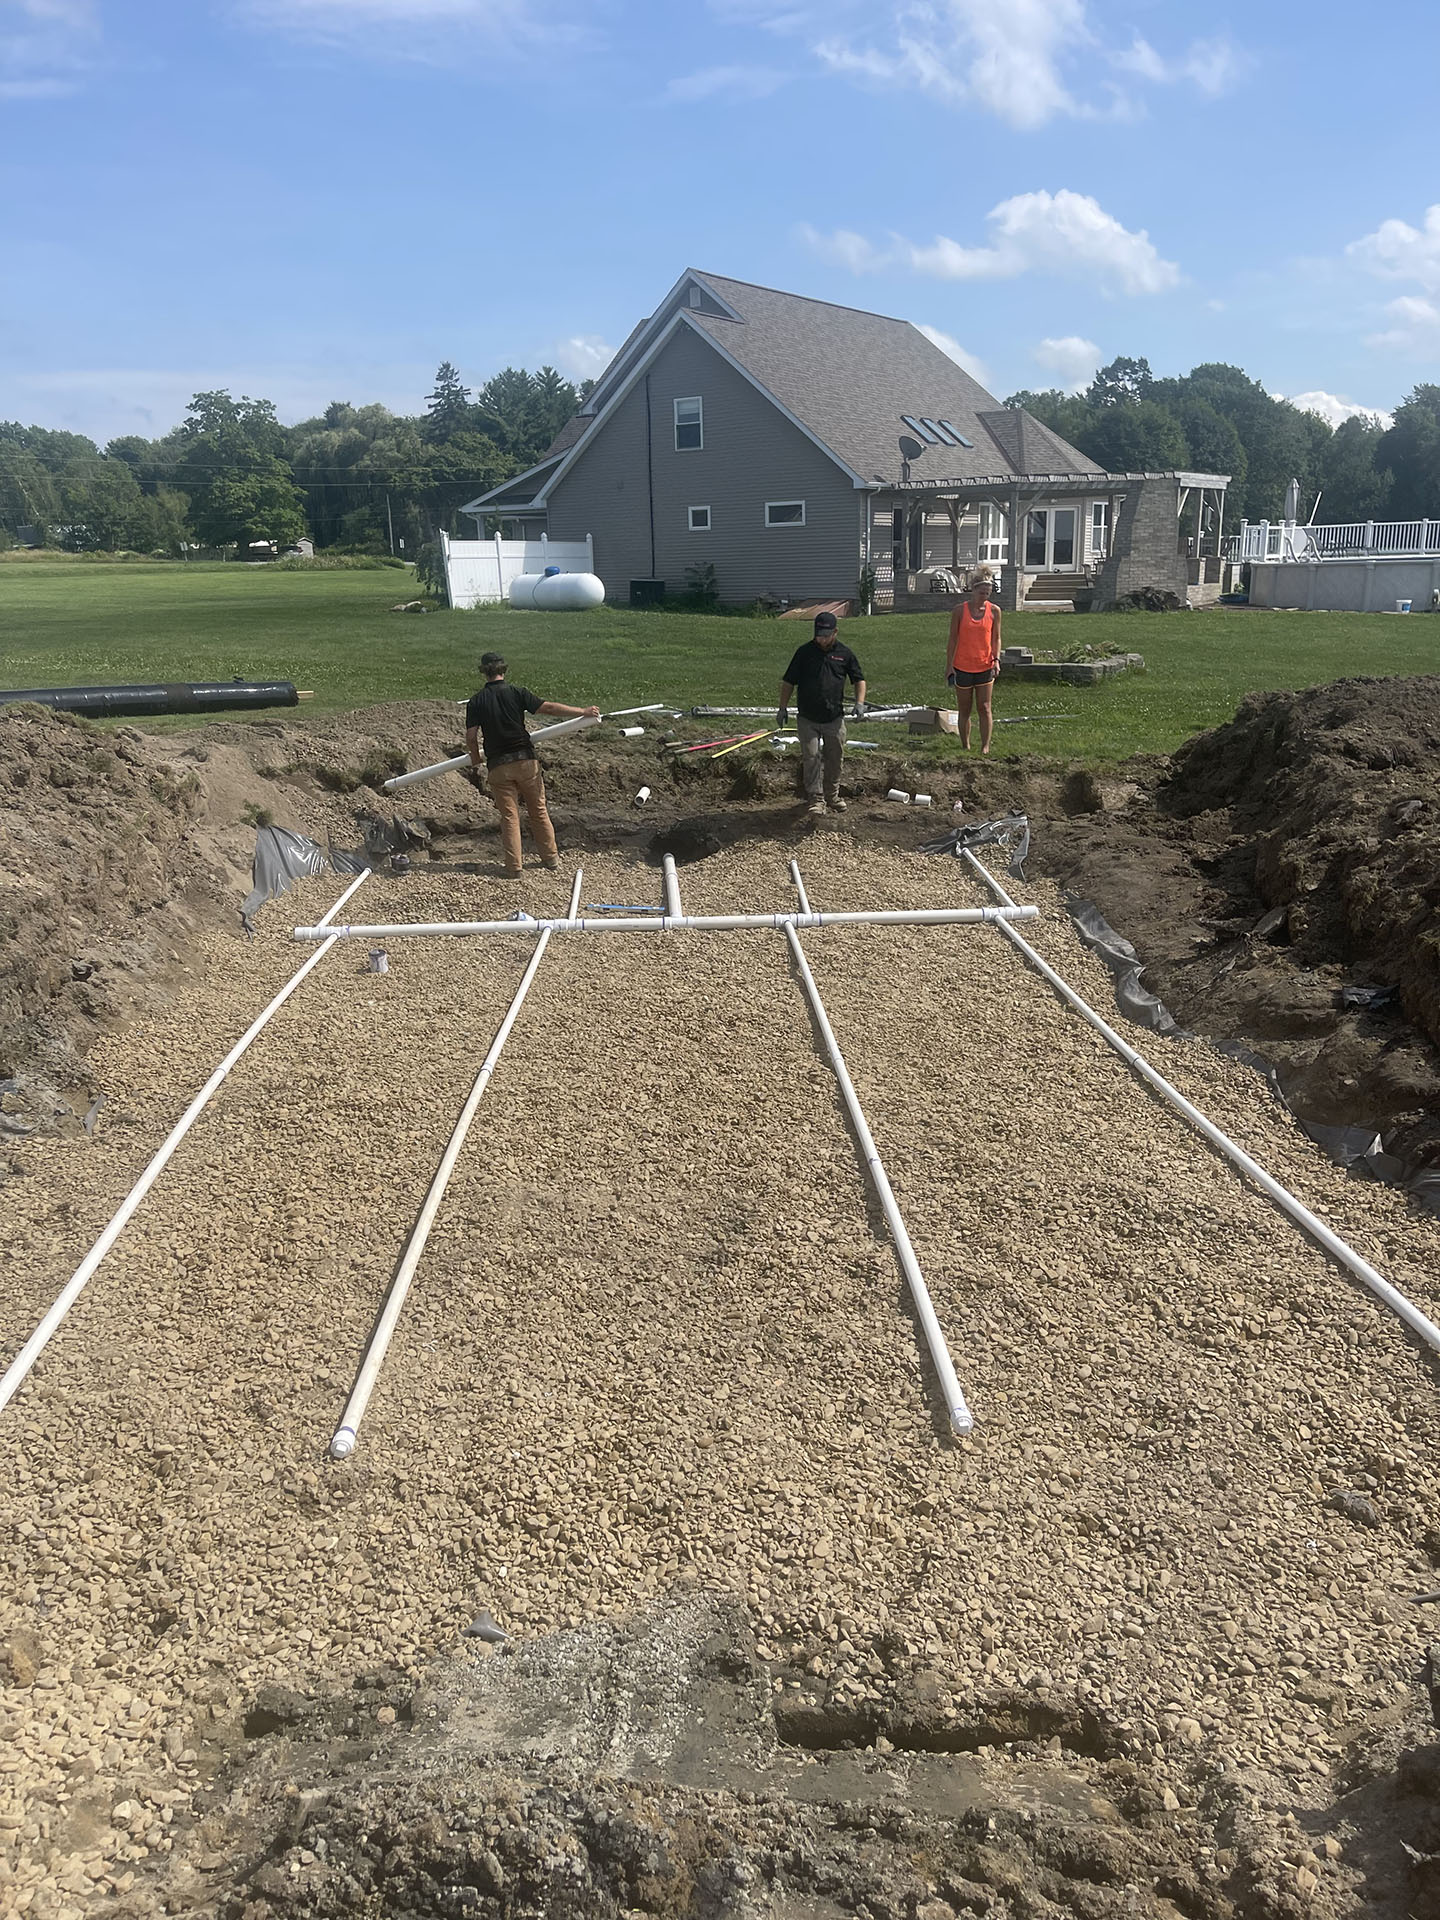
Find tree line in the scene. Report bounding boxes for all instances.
[4,353,1439,555]
[0,362,590,555]
[1007,360,1440,527]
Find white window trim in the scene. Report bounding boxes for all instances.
[765,499,806,528]
[673,396,703,451]
[688,505,711,531]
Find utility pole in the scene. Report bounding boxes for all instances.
[386,491,395,557]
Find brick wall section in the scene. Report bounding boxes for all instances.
[1093,480,1189,605]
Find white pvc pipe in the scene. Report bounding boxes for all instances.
[662,854,683,919]
[783,913,973,1434]
[330,868,584,1459]
[788,859,812,916]
[0,867,374,1417]
[294,905,1040,941]
[382,712,601,791]
[960,848,1440,1357]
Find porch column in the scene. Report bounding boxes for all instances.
[998,484,1022,612]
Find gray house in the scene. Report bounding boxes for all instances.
[464,271,1228,611]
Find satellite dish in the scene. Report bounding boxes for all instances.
[898,433,926,484]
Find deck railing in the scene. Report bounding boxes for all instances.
[1227,519,1440,563]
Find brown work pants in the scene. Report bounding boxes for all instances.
[488,758,558,873]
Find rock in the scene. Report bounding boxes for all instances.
[243,1684,311,1739]
[4,1631,41,1687]
[1327,1490,1381,1528]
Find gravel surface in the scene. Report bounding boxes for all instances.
[3,832,1440,1914]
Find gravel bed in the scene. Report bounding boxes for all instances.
[2,834,1439,1913]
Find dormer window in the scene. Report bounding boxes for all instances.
[674,396,703,451]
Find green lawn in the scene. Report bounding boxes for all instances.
[3,559,1437,760]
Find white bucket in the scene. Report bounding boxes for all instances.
[1395,599,1413,614]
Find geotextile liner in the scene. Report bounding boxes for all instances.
[239,815,430,931]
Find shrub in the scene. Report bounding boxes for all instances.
[274,554,393,571]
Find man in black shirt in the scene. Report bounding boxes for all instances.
[465,652,599,876]
[777,611,867,815]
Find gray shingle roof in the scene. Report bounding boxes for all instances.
[684,271,1103,484]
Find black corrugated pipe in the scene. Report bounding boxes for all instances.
[0,680,306,719]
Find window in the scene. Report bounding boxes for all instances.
[688,285,703,309]
[688,505,711,531]
[765,500,805,527]
[674,396,703,451]
[978,502,1008,564]
[938,420,975,448]
[1090,500,1109,560]
[921,418,952,444]
[901,414,940,443]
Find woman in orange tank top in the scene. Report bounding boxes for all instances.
[946,567,1002,754]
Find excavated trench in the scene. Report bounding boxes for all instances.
[6,686,1440,1919]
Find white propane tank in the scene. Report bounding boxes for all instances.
[508,573,546,609]
[532,571,605,611]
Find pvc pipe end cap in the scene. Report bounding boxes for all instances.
[949,1410,975,1436]
[329,1430,357,1460]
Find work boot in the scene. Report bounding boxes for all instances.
[827,795,847,812]
[808,800,827,816]
[542,858,560,870]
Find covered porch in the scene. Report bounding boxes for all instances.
[867,470,1229,612]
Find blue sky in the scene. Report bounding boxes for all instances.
[3,0,1438,444]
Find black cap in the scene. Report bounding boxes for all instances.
[813,610,838,633]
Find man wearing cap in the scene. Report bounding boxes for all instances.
[465,651,599,877]
[777,612,867,816]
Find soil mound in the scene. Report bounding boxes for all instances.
[1035,676,1440,1153]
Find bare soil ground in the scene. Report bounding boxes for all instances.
[4,692,1440,1920]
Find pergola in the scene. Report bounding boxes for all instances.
[867,469,1231,610]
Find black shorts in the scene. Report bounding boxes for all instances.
[948,667,995,688]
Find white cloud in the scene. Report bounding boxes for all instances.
[1280,390,1393,431]
[713,0,1242,129]
[664,62,786,101]
[804,190,1179,297]
[1113,33,1244,96]
[1033,335,1100,391]
[796,224,888,274]
[1346,205,1440,292]
[552,335,615,382]
[815,0,1088,131]
[914,323,990,390]
[1366,294,1440,354]
[0,0,98,98]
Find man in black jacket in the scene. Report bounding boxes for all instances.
[777,612,867,815]
[465,652,598,876]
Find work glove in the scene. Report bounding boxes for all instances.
[776,707,789,730]
[853,700,868,721]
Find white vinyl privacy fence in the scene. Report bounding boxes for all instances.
[441,530,594,609]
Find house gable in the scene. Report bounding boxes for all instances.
[543,322,864,605]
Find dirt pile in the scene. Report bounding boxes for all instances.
[1034,676,1440,1148]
